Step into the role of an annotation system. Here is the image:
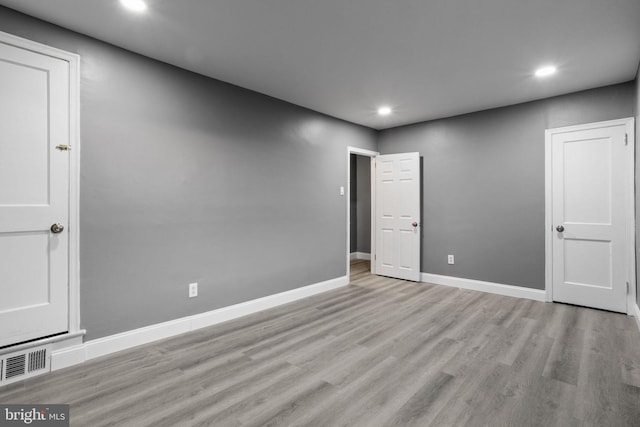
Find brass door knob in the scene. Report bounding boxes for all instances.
[50,223,64,234]
[412,222,418,227]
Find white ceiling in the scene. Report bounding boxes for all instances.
[1,0,639,129]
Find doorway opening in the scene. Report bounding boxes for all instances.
[347,147,378,280]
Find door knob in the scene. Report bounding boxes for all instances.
[556,225,564,232]
[50,223,64,234]
[412,222,418,227]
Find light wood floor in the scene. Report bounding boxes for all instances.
[2,260,640,426]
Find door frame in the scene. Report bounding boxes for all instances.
[544,117,636,313]
[0,31,82,337]
[346,147,379,278]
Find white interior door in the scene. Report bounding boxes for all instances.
[0,41,70,347]
[375,152,421,281]
[550,121,631,313]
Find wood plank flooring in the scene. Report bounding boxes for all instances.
[2,259,640,426]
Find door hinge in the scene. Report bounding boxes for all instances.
[625,133,628,145]
[626,281,629,294]
[55,144,71,151]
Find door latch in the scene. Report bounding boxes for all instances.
[55,144,71,151]
[50,223,65,234]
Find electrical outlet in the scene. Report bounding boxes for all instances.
[340,186,345,196]
[447,255,454,265]
[189,282,198,298]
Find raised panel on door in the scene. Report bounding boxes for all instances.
[0,41,70,347]
[381,229,394,268]
[562,137,611,224]
[563,239,612,289]
[0,59,49,205]
[398,229,414,270]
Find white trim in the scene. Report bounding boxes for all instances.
[349,252,371,261]
[50,344,87,371]
[346,146,378,278]
[545,118,636,313]
[633,302,640,334]
[348,147,379,157]
[544,126,553,303]
[51,275,348,370]
[67,46,82,335]
[0,331,85,358]
[421,273,547,302]
[626,119,637,314]
[48,334,86,371]
[370,156,377,275]
[0,32,83,337]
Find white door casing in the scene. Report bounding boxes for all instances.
[0,33,80,348]
[375,153,421,281]
[346,146,379,278]
[546,118,635,313]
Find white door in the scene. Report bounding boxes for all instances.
[550,120,632,313]
[375,152,421,281]
[0,41,70,347]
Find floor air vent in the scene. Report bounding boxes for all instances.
[28,348,47,372]
[5,355,26,379]
[0,345,51,386]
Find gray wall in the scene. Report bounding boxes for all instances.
[378,83,636,290]
[355,155,371,253]
[0,7,377,340]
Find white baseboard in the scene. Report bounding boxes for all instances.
[633,302,640,334]
[50,344,87,371]
[421,273,546,302]
[350,252,371,261]
[51,275,349,370]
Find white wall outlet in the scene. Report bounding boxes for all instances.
[340,186,345,196]
[447,255,454,265]
[189,282,198,298]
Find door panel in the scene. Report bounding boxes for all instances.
[0,42,70,347]
[563,239,611,289]
[0,60,49,205]
[551,123,628,313]
[375,152,420,281]
[563,137,611,224]
[0,232,50,311]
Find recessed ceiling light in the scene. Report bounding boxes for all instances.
[377,106,392,116]
[535,65,557,78]
[120,0,147,12]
